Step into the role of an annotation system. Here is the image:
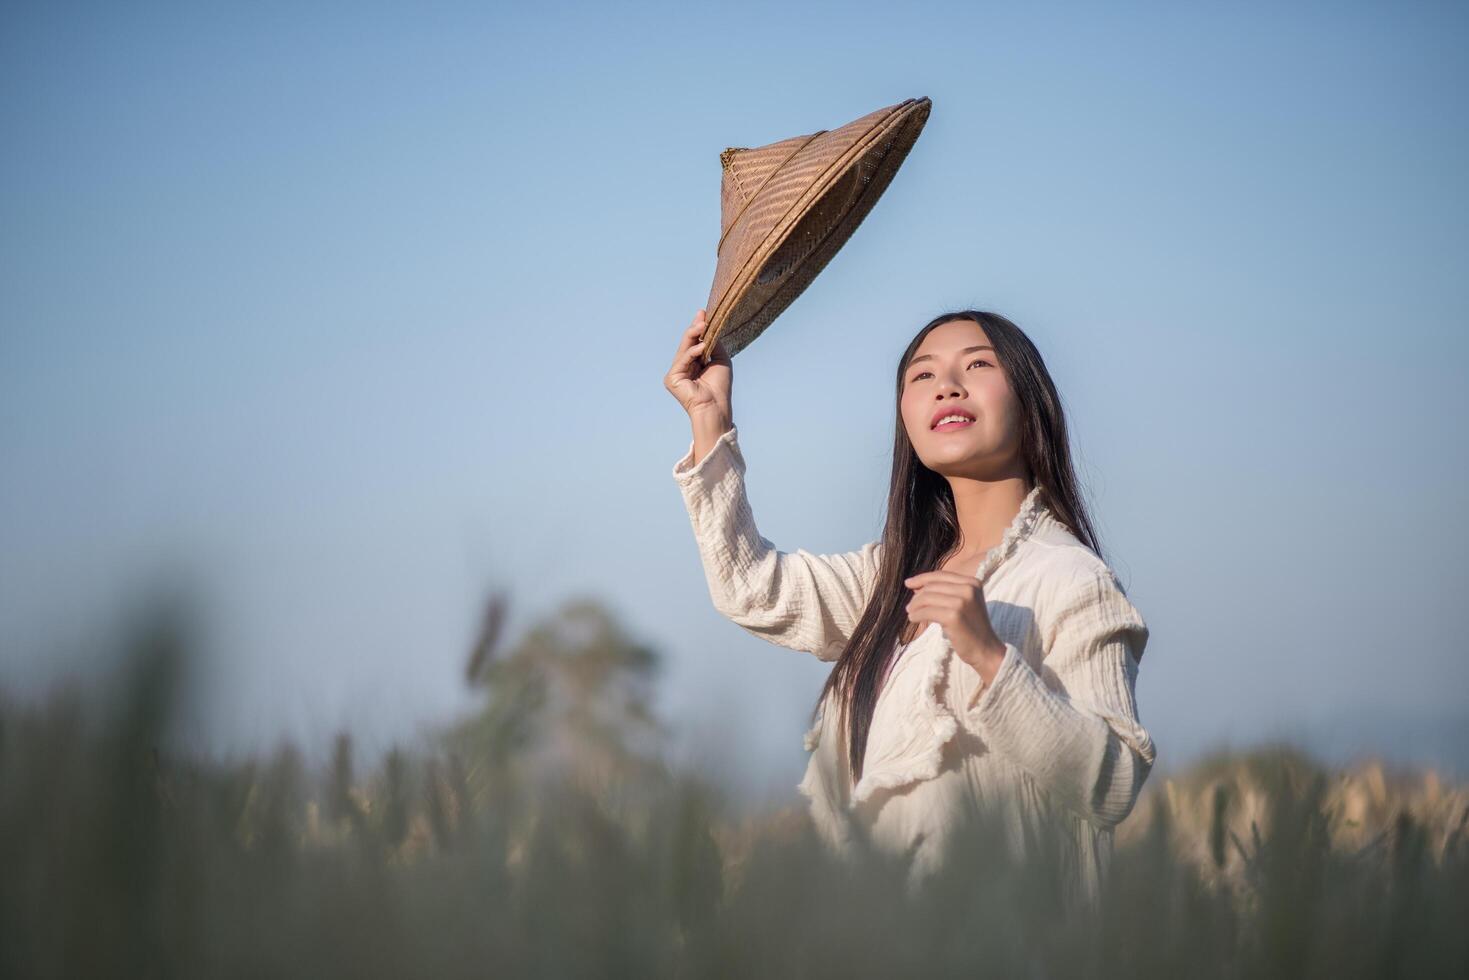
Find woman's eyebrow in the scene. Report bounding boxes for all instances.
[907,344,995,367]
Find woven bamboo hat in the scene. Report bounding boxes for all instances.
[699,96,932,361]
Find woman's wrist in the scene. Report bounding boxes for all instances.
[689,406,733,467]
[958,637,1009,687]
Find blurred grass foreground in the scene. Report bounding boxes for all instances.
[2,592,1466,979]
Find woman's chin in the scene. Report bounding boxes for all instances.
[917,444,986,473]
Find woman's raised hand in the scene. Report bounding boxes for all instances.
[664,308,733,423]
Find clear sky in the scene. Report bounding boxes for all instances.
[3,0,1466,805]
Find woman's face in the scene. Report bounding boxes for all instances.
[899,319,1023,478]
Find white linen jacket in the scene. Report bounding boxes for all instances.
[672,425,1157,901]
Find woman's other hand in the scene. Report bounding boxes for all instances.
[903,570,1008,684]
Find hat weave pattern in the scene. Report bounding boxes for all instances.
[702,97,932,360]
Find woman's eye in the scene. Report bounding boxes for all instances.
[909,359,989,383]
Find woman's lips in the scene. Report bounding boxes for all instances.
[933,419,974,432]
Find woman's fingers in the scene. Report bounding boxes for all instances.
[670,311,700,357]
[684,309,707,342]
[667,308,732,417]
[904,571,981,595]
[904,570,973,587]
[665,311,716,404]
[705,334,730,366]
[672,337,708,374]
[682,341,707,370]
[673,311,709,360]
[907,583,975,603]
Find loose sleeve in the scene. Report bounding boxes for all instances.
[962,567,1156,829]
[672,425,881,661]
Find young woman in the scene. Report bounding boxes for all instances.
[663,307,1156,905]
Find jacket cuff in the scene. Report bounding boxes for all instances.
[963,641,1111,811]
[672,424,742,485]
[964,641,1024,717]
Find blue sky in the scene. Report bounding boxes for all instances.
[2,0,1466,804]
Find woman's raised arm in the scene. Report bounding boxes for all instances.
[664,308,880,660]
[672,423,881,661]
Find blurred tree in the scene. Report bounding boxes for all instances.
[443,595,671,819]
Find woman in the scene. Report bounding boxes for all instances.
[663,307,1156,905]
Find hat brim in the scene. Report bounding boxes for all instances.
[703,98,931,361]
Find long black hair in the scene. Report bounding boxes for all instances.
[815,310,1105,788]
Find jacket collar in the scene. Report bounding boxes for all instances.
[971,482,1050,586]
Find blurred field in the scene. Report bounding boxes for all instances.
[2,594,1465,979]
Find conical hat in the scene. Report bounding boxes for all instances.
[701,96,932,361]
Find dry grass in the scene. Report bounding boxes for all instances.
[1,596,1465,978]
